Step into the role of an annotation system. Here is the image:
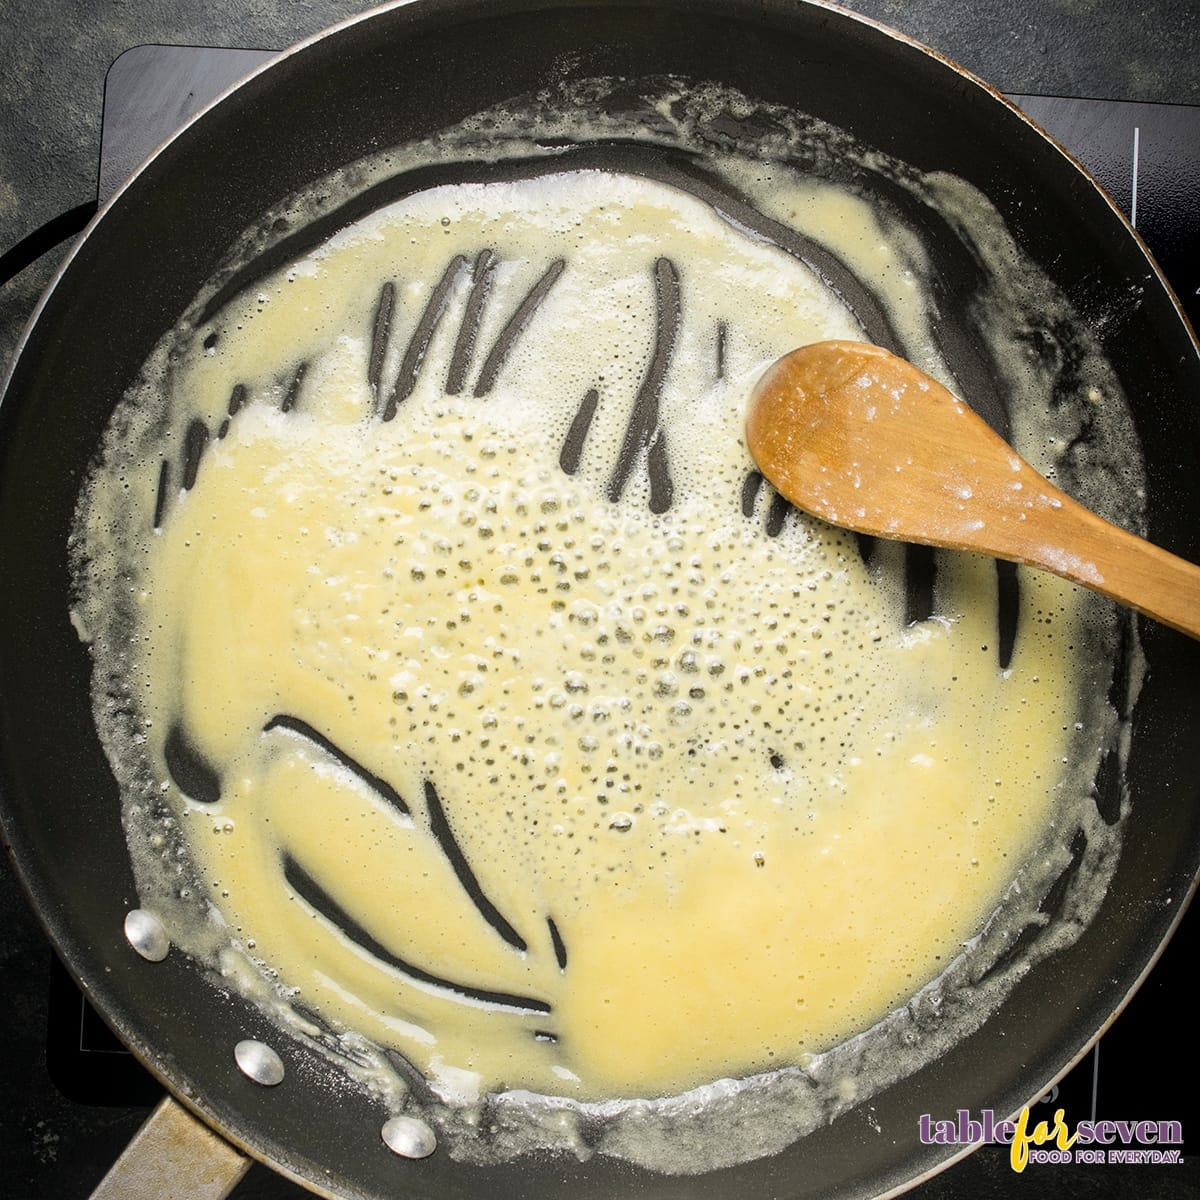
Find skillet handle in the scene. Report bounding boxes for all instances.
[90,1096,251,1199]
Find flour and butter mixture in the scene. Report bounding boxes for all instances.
[71,82,1142,1170]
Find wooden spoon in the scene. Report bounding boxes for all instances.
[745,339,1200,639]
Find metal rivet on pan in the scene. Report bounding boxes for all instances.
[124,908,170,962]
[234,1039,285,1086]
[381,1114,437,1159]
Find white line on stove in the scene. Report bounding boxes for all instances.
[1131,125,1141,228]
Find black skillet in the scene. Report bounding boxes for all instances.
[2,1,1199,1196]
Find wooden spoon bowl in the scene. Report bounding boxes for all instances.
[746,340,1200,639]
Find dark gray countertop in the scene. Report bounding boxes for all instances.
[1,2,1198,1198]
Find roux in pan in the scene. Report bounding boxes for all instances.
[71,82,1140,1170]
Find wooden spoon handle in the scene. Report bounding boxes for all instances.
[1008,476,1200,639]
[874,372,1200,639]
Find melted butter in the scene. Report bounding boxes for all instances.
[72,81,1143,1171]
[128,170,1083,1101]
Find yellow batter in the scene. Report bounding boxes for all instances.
[115,169,1088,1103]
